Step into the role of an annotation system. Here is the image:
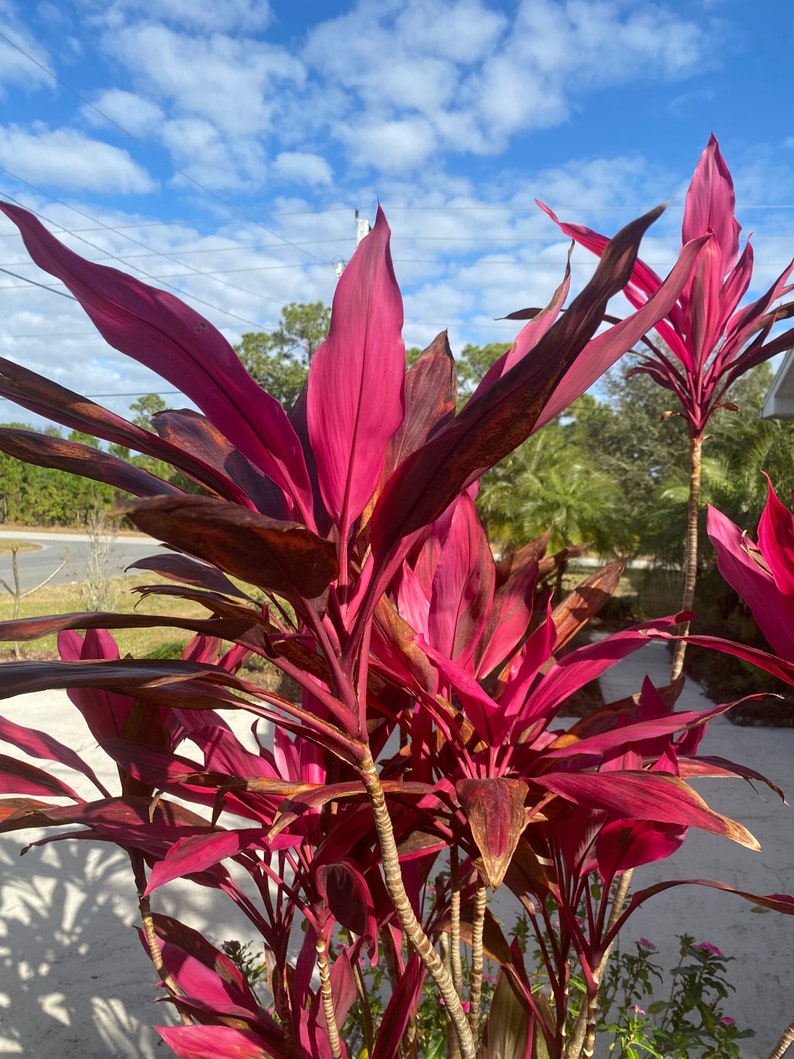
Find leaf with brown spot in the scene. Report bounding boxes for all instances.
[457,777,529,889]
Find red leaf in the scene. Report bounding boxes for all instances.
[157,1024,279,1059]
[537,770,759,850]
[0,201,312,515]
[457,777,529,889]
[0,427,180,498]
[370,205,681,559]
[307,207,405,532]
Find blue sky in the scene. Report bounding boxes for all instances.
[0,0,793,423]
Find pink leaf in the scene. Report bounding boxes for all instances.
[307,207,405,532]
[537,770,759,850]
[157,1024,279,1058]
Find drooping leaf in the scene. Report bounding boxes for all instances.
[0,201,313,514]
[535,770,759,850]
[157,1024,280,1059]
[0,714,109,795]
[0,355,258,507]
[0,753,85,801]
[0,426,180,498]
[153,409,289,518]
[0,610,256,644]
[120,494,339,598]
[126,553,250,598]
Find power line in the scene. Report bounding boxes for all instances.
[0,181,275,328]
[0,29,328,265]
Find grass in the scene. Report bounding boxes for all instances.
[0,540,41,554]
[0,573,207,659]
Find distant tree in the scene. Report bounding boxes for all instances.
[236,301,330,409]
[478,412,630,556]
[455,342,510,398]
[129,393,167,431]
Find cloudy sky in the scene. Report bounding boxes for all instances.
[0,0,792,424]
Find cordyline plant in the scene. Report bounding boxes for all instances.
[540,134,794,680]
[0,198,792,1059]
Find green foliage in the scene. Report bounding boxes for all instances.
[235,301,330,409]
[477,404,633,555]
[0,423,115,526]
[598,935,753,1058]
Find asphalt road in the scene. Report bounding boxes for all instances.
[0,530,165,593]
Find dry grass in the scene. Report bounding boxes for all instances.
[0,573,207,659]
[0,540,41,554]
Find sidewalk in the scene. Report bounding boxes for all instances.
[595,637,794,1059]
[0,646,792,1057]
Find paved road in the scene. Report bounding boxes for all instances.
[0,530,164,592]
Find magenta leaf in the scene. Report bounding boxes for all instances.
[536,771,759,850]
[0,201,312,514]
[157,1024,280,1059]
[307,207,405,533]
[0,753,84,802]
[370,205,689,562]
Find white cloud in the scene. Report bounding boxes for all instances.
[82,89,165,137]
[272,152,333,187]
[0,12,54,96]
[159,117,267,190]
[0,124,156,193]
[340,118,438,173]
[302,0,712,172]
[98,0,274,33]
[103,24,304,138]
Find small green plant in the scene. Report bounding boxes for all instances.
[597,935,753,1058]
[220,939,269,995]
[223,928,751,1059]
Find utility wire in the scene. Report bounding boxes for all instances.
[0,29,328,264]
[0,181,276,328]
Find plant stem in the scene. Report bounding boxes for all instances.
[449,846,464,998]
[468,882,487,1038]
[360,752,476,1059]
[316,932,342,1059]
[565,872,633,1059]
[766,1019,794,1059]
[671,431,703,682]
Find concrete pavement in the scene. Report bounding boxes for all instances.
[0,640,792,1057]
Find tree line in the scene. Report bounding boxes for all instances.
[2,301,791,566]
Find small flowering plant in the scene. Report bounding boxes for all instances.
[0,182,791,1059]
[597,933,753,1059]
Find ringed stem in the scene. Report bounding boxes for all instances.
[671,431,704,682]
[360,752,477,1059]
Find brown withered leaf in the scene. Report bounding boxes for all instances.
[120,494,338,599]
[552,557,627,653]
